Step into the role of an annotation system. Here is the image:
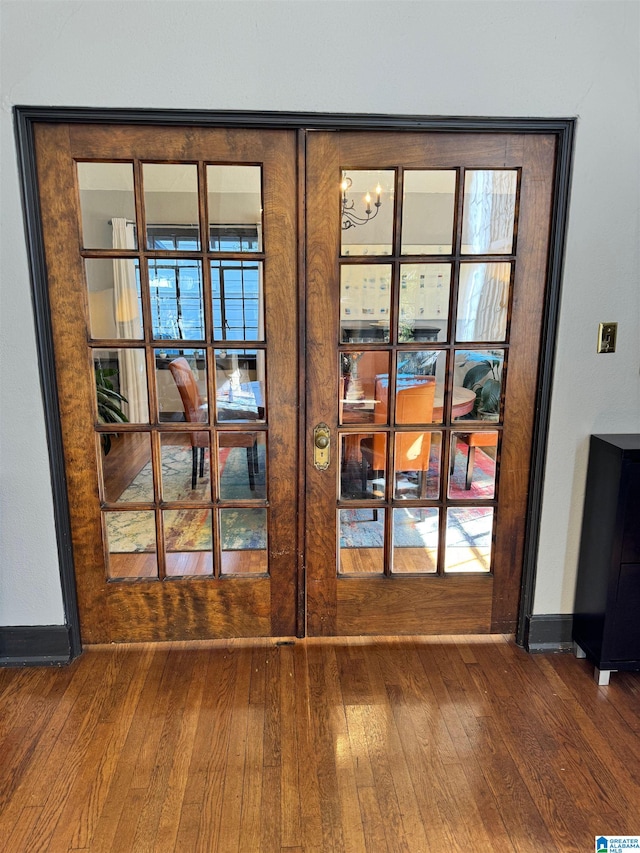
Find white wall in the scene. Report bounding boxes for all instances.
[1,0,638,626]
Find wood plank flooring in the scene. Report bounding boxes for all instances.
[0,636,638,852]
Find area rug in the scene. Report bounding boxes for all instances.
[340,505,493,552]
[341,443,496,502]
[106,444,266,553]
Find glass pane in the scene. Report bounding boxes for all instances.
[93,348,149,425]
[101,432,153,503]
[445,507,493,573]
[395,353,445,424]
[77,162,137,250]
[215,349,265,423]
[399,264,451,342]
[340,264,392,343]
[343,432,386,500]
[394,432,441,500]
[461,170,517,254]
[86,259,143,340]
[341,169,395,256]
[401,170,456,255]
[220,508,267,575]
[104,510,157,579]
[143,164,200,250]
[449,431,498,499]
[338,508,385,574]
[207,165,262,252]
[392,508,438,574]
[156,349,207,424]
[148,258,204,340]
[161,432,210,500]
[218,432,266,500]
[164,509,213,577]
[340,351,390,425]
[456,262,511,342]
[453,349,504,423]
[211,260,264,341]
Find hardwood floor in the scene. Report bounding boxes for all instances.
[1,636,638,852]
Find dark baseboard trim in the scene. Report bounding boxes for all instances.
[523,614,574,653]
[0,625,73,667]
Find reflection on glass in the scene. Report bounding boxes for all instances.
[399,264,451,342]
[86,259,142,340]
[156,349,207,424]
[77,162,137,250]
[220,508,267,575]
[143,164,200,250]
[401,170,456,255]
[161,432,210,501]
[456,262,511,342]
[215,349,265,423]
[148,258,204,340]
[344,433,386,500]
[218,432,266,500]
[392,507,438,574]
[341,169,395,257]
[338,508,385,574]
[104,510,158,579]
[207,165,262,252]
[461,170,517,254]
[340,264,392,343]
[394,355,443,425]
[449,431,498,498]
[94,347,149,425]
[101,432,153,503]
[445,507,493,573]
[394,432,441,500]
[339,350,390,425]
[453,350,504,423]
[211,260,263,341]
[164,509,213,577]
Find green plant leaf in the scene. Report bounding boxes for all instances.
[480,378,501,412]
[462,362,491,389]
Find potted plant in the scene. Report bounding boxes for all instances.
[459,351,503,420]
[96,366,128,454]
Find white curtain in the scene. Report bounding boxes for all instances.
[112,219,148,422]
[462,171,515,341]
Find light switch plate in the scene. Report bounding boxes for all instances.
[597,322,617,353]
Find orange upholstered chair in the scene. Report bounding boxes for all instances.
[169,357,257,491]
[451,431,498,490]
[361,376,436,498]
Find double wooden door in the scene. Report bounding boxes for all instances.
[33,122,555,643]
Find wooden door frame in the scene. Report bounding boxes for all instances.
[14,107,575,660]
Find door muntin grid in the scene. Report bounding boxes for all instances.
[79,160,269,581]
[337,167,518,576]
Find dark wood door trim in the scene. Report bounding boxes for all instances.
[14,108,575,657]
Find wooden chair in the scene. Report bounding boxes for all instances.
[450,432,497,490]
[168,357,257,491]
[360,376,436,499]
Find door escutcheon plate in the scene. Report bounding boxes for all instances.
[313,423,331,470]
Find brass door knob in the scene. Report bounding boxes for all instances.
[315,434,329,449]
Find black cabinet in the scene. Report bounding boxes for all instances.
[573,434,640,684]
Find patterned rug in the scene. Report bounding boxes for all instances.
[106,444,266,553]
[340,444,495,553]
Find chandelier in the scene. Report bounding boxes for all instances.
[341,174,382,230]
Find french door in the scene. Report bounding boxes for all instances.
[31,120,556,643]
[305,131,555,636]
[34,124,299,642]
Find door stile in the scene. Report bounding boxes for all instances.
[305,132,341,635]
[296,129,308,638]
[490,134,556,629]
